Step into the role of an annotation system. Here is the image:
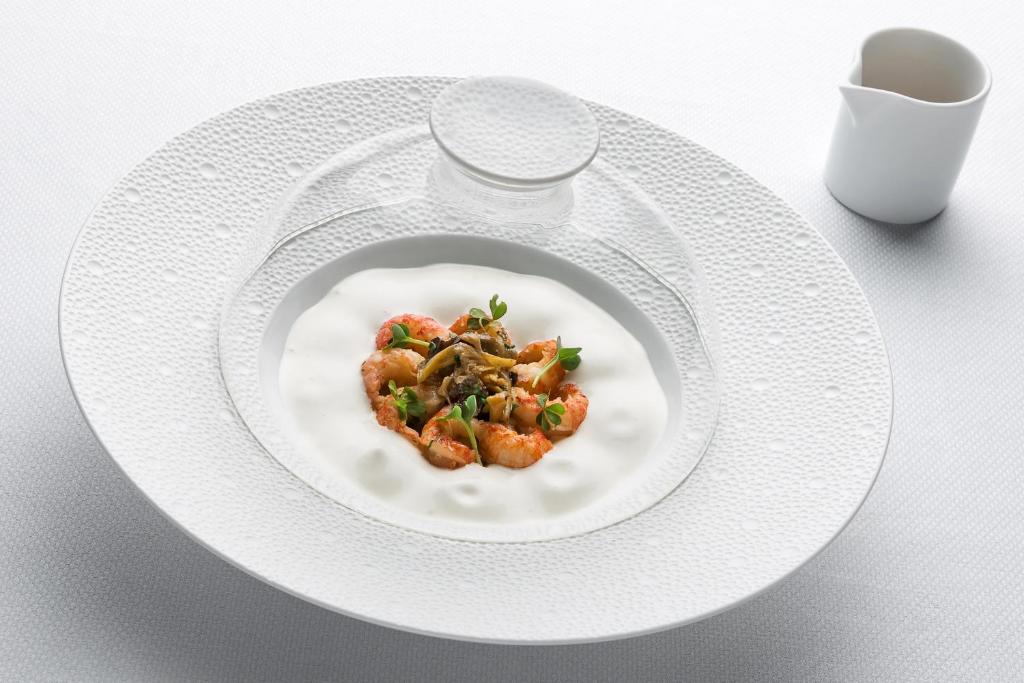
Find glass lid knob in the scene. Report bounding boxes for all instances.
[429,76,601,189]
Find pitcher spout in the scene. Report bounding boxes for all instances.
[838,84,884,126]
[838,47,882,125]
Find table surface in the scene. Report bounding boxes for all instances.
[2,1,1022,680]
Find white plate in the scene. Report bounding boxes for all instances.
[59,77,892,644]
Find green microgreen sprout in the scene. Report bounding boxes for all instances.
[438,394,481,464]
[489,294,507,321]
[468,294,508,329]
[535,393,566,432]
[384,323,433,352]
[531,336,582,388]
[387,380,426,423]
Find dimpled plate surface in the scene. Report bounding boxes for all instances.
[59,77,892,644]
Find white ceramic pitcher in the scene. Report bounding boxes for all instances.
[824,28,991,224]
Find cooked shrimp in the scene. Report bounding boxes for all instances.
[509,383,588,437]
[420,414,477,469]
[475,422,552,468]
[552,383,589,434]
[375,314,451,357]
[512,339,564,395]
[374,398,421,447]
[360,348,420,403]
[449,313,471,334]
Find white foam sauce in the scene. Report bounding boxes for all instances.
[278,264,668,525]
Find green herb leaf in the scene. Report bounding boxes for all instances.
[560,355,581,371]
[488,294,507,321]
[438,404,461,422]
[384,322,431,350]
[438,396,481,463]
[531,336,583,388]
[467,294,508,330]
[558,343,582,361]
[464,394,479,418]
[535,393,566,431]
[387,379,406,421]
[467,307,487,330]
[387,379,425,423]
[402,387,426,419]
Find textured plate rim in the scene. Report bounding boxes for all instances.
[57,76,894,644]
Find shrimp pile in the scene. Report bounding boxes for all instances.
[360,296,588,469]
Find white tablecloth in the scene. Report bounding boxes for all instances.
[3,1,1022,680]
